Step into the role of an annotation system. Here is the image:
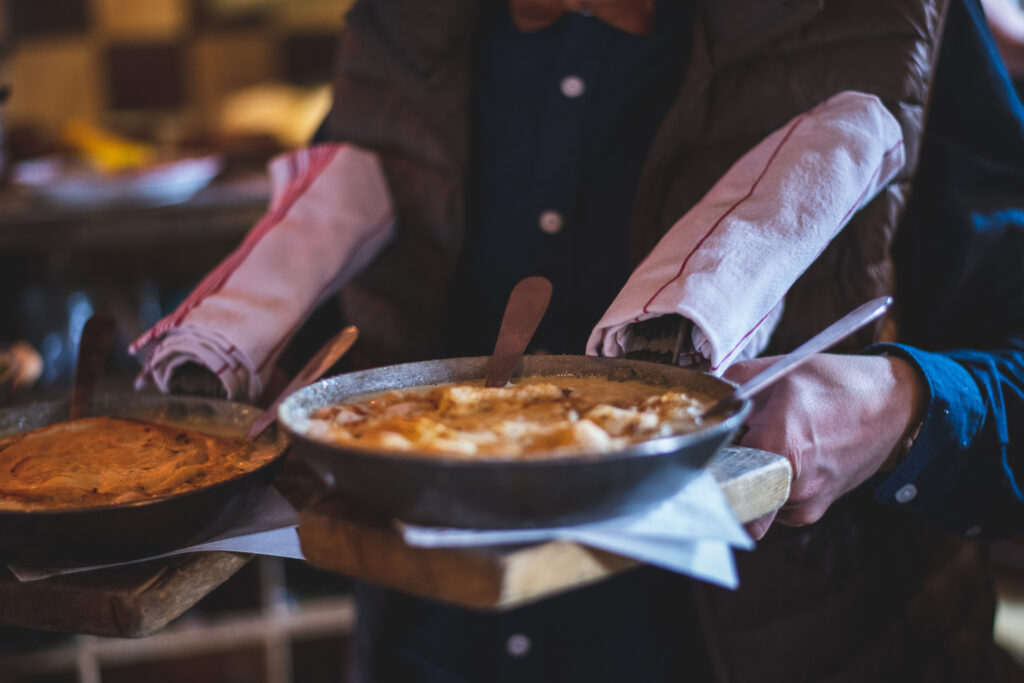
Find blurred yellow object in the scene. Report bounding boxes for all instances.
[218,83,332,148]
[60,119,157,173]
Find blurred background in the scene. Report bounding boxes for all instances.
[0,0,351,400]
[0,2,358,682]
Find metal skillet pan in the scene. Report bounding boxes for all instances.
[0,392,288,565]
[278,355,749,529]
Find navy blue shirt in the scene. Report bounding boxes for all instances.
[442,1,693,356]
[869,0,1024,538]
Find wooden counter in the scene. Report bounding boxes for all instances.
[0,174,269,252]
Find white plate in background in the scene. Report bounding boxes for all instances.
[13,155,224,209]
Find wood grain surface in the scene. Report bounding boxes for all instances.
[299,446,791,609]
[0,447,791,636]
[0,552,249,638]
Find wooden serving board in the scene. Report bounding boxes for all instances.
[0,551,250,638]
[0,459,323,639]
[0,449,790,637]
[299,446,791,609]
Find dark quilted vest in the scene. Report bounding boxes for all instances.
[326,1,1009,679]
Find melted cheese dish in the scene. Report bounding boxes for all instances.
[307,376,711,459]
[0,417,275,511]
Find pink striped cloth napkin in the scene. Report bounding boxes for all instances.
[586,91,906,373]
[130,143,395,402]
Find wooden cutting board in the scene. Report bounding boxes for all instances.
[299,446,791,609]
[0,552,250,638]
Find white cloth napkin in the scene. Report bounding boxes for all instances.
[130,143,396,402]
[399,469,752,589]
[587,90,906,373]
[8,487,303,582]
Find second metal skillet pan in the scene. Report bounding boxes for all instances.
[0,392,288,566]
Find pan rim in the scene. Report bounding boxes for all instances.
[278,354,750,468]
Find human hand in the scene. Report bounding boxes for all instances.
[723,354,925,540]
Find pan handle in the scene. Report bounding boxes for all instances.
[246,326,359,441]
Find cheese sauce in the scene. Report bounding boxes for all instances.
[307,376,713,459]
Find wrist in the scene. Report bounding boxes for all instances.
[881,355,926,472]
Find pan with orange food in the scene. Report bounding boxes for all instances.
[0,392,288,565]
[278,355,749,529]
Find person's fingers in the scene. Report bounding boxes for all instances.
[774,500,829,528]
[744,509,778,540]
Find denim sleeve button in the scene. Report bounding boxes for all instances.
[894,483,917,504]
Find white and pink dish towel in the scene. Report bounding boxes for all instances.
[130,143,396,402]
[132,91,904,399]
[586,91,905,372]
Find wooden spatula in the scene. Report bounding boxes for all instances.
[485,276,553,388]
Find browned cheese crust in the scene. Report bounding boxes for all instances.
[0,417,274,511]
[307,377,711,459]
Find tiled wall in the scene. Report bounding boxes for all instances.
[0,0,352,145]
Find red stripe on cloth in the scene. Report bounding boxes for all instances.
[709,305,779,372]
[255,209,396,374]
[177,146,337,309]
[708,138,904,371]
[131,145,341,352]
[639,114,809,316]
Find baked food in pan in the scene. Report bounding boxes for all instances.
[307,376,712,459]
[0,417,274,510]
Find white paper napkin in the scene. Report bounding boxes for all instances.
[399,469,752,589]
[8,487,303,582]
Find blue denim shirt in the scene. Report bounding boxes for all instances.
[870,0,1024,539]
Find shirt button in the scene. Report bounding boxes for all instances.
[560,75,586,98]
[539,210,564,234]
[506,633,531,657]
[894,483,917,504]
